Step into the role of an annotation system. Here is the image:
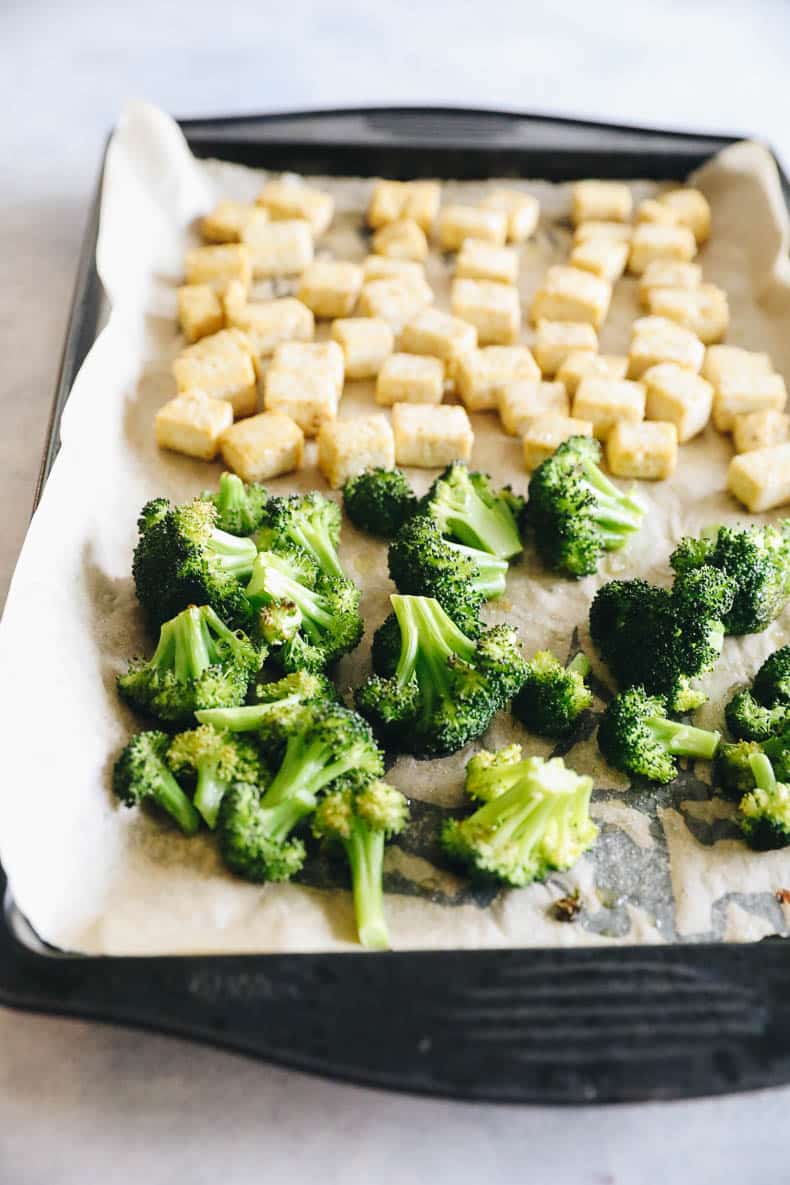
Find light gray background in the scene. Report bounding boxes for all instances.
[1,1,788,1180]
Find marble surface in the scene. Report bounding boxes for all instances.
[1,1,789,1180]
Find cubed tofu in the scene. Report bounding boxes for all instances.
[556,352,628,397]
[645,283,729,345]
[573,378,646,440]
[184,244,252,294]
[456,238,519,285]
[712,373,788,432]
[177,284,225,343]
[402,181,442,233]
[173,328,257,417]
[437,205,507,250]
[357,276,433,330]
[376,354,445,406]
[331,317,394,380]
[154,391,233,460]
[367,180,441,233]
[530,265,611,329]
[264,367,339,436]
[220,411,304,482]
[271,340,345,396]
[522,414,594,470]
[627,317,705,378]
[200,201,266,244]
[362,255,426,284]
[224,293,314,359]
[480,188,540,242]
[732,409,790,454]
[456,346,539,413]
[297,260,363,319]
[497,381,570,436]
[242,218,314,278]
[450,278,521,346]
[701,345,773,387]
[533,320,598,377]
[728,443,790,512]
[639,260,702,306]
[628,223,697,275]
[371,218,429,261]
[256,178,334,237]
[658,188,711,243]
[606,420,678,480]
[572,181,632,225]
[392,402,474,468]
[317,415,395,488]
[573,221,633,245]
[636,198,680,227]
[400,308,477,371]
[569,238,629,283]
[642,362,713,442]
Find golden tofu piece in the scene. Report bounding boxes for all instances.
[367,180,441,233]
[220,411,304,483]
[372,218,429,261]
[645,283,729,345]
[317,415,395,489]
[200,201,267,244]
[155,391,233,460]
[728,443,790,512]
[606,420,678,480]
[184,244,252,294]
[450,278,520,346]
[480,188,540,242]
[636,198,680,227]
[297,260,363,319]
[264,367,339,437]
[533,320,598,377]
[498,381,569,436]
[437,205,507,250]
[642,363,713,442]
[173,328,257,418]
[400,308,477,371]
[530,265,611,329]
[658,188,711,243]
[701,345,773,388]
[402,181,442,233]
[177,284,225,343]
[627,317,704,379]
[569,238,629,283]
[376,354,445,406]
[556,352,628,397]
[572,181,632,225]
[256,179,334,237]
[523,414,594,470]
[224,292,314,359]
[573,221,633,245]
[362,255,426,284]
[331,317,394,380]
[639,260,702,306]
[456,238,519,285]
[456,346,540,412]
[392,403,474,468]
[712,373,788,432]
[573,379,646,440]
[628,223,697,275]
[242,218,314,278]
[732,409,790,454]
[272,340,345,395]
[357,276,433,330]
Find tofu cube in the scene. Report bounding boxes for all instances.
[437,205,507,250]
[155,391,233,460]
[317,415,395,488]
[627,317,705,378]
[220,411,304,482]
[572,181,633,225]
[658,188,711,243]
[480,189,540,242]
[184,244,252,294]
[362,255,426,284]
[357,276,433,330]
[728,443,790,512]
[556,352,628,397]
[606,420,678,480]
[456,238,519,285]
[177,284,225,343]
[523,414,594,470]
[712,373,788,432]
[573,221,633,245]
[367,180,440,233]
[628,223,697,275]
[272,340,345,396]
[636,198,680,227]
[331,317,394,380]
[645,283,729,345]
[533,320,598,377]
[371,219,429,261]
[569,238,629,283]
[224,293,314,359]
[173,329,257,417]
[392,403,474,468]
[297,260,363,319]
[530,265,611,329]
[702,345,773,387]
[498,381,570,436]
[376,354,445,406]
[264,367,339,436]
[732,409,790,454]
[256,179,334,237]
[242,219,314,278]
[400,308,477,371]
[456,346,540,412]
[639,260,702,306]
[450,278,520,346]
[642,363,713,442]
[573,379,646,440]
[200,201,266,244]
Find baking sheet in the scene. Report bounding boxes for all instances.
[1,101,790,955]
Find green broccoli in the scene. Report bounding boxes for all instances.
[524,436,646,578]
[112,731,200,835]
[714,739,764,800]
[312,781,409,949]
[196,670,336,735]
[725,645,790,741]
[420,461,524,560]
[167,725,265,829]
[597,686,721,785]
[355,593,529,758]
[512,651,593,738]
[256,492,345,580]
[132,498,257,632]
[117,604,264,724]
[441,748,598,886]
[200,472,269,536]
[738,752,790,850]
[763,729,790,781]
[342,467,418,538]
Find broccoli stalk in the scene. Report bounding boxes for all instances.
[512,650,593,738]
[167,725,264,829]
[201,472,269,536]
[738,753,790,850]
[112,731,200,835]
[597,686,721,784]
[421,462,524,560]
[257,493,345,580]
[342,468,418,538]
[196,671,336,734]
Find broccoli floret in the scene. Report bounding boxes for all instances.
[342,467,418,538]
[112,731,200,835]
[117,604,264,724]
[512,651,593,738]
[597,686,721,785]
[753,645,790,705]
[725,645,790,741]
[738,752,790,850]
[200,472,269,536]
[246,548,363,673]
[167,725,265,829]
[670,522,790,635]
[464,743,541,801]
[256,492,344,580]
[441,751,598,886]
[132,498,257,632]
[355,594,529,758]
[196,670,336,737]
[313,781,409,949]
[763,729,790,782]
[420,461,523,560]
[524,436,646,578]
[388,514,507,636]
[715,740,764,800]
[218,704,384,882]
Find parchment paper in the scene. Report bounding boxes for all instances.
[2,101,789,954]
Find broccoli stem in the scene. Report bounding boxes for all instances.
[248,558,334,643]
[261,730,357,814]
[172,605,214,680]
[392,595,475,724]
[441,497,521,560]
[471,782,561,860]
[208,528,257,579]
[215,473,246,520]
[646,716,721,760]
[196,697,301,731]
[288,521,344,580]
[448,543,508,599]
[193,761,229,829]
[345,822,389,950]
[567,652,591,678]
[750,752,777,793]
[579,459,645,547]
[154,765,201,835]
